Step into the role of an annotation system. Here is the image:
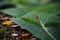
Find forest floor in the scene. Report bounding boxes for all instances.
[0,12,40,40]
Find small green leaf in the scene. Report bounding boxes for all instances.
[0,27,7,34]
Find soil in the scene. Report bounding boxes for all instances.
[0,12,40,40]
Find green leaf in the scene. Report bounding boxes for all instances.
[2,3,60,17]
[31,3,60,13]
[21,11,60,25]
[2,8,31,17]
[21,11,60,40]
[10,11,60,40]
[15,0,39,5]
[11,18,60,40]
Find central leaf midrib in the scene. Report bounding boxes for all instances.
[38,20,56,40]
